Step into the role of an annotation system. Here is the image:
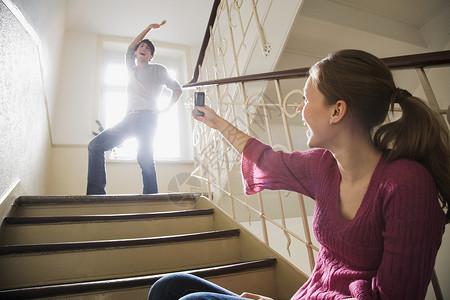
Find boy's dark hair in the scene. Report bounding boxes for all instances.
[135,39,155,56]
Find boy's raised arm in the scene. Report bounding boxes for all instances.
[129,20,167,50]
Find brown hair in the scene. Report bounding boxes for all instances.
[135,39,155,56]
[309,49,450,222]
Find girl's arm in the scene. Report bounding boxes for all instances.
[192,105,251,154]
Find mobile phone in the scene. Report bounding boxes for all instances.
[193,92,205,116]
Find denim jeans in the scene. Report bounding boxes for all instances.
[147,273,245,300]
[87,110,158,195]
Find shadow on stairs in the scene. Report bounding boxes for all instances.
[0,193,307,299]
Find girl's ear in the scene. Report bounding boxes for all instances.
[330,100,347,124]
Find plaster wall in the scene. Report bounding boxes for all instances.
[10,0,66,132]
[0,1,52,196]
[0,1,53,222]
[46,146,195,195]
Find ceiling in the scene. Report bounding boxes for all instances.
[65,0,215,47]
[328,0,450,27]
[64,0,450,53]
[284,0,450,59]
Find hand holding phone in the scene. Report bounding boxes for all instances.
[193,92,205,116]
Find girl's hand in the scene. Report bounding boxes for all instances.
[191,105,223,130]
[191,105,252,154]
[239,292,274,300]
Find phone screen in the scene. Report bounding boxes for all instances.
[195,92,205,106]
[194,92,205,116]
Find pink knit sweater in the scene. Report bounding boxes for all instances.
[241,138,445,300]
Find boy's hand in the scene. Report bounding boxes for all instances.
[149,20,166,30]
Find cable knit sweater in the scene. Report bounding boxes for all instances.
[241,138,445,300]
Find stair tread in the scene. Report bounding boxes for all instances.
[0,229,240,255]
[0,193,290,299]
[0,258,277,299]
[4,208,214,225]
[14,192,200,206]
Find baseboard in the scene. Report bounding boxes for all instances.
[0,178,21,223]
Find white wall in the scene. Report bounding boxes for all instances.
[10,0,66,133]
[46,146,195,195]
[0,0,64,219]
[53,30,99,145]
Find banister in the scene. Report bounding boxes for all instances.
[184,67,310,88]
[184,50,450,88]
[381,50,450,69]
[187,0,222,85]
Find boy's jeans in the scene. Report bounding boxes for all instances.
[87,110,158,195]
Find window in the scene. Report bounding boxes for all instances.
[97,39,192,161]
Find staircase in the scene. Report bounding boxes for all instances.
[0,193,307,299]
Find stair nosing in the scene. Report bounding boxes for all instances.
[14,192,200,206]
[0,229,240,255]
[4,208,214,225]
[0,258,277,299]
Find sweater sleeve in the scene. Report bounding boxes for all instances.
[155,64,182,92]
[349,160,445,299]
[125,47,136,70]
[241,138,329,197]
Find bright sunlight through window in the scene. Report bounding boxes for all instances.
[100,63,181,160]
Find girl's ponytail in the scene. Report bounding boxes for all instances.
[374,90,450,222]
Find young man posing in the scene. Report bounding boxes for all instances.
[87,21,182,195]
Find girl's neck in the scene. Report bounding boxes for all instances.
[332,138,382,184]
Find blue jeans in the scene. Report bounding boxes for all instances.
[87,111,158,195]
[147,273,245,300]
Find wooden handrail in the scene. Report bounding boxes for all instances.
[187,0,222,85]
[382,50,450,69]
[184,50,450,88]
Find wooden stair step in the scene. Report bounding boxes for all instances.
[9,193,199,217]
[0,229,242,289]
[14,193,200,205]
[4,208,214,225]
[0,259,277,300]
[1,209,215,244]
[0,229,239,255]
